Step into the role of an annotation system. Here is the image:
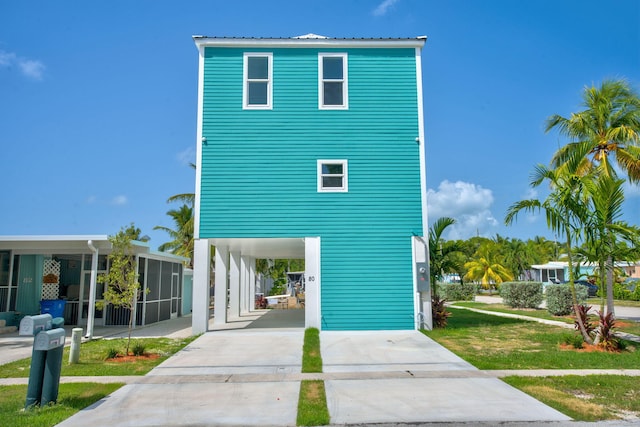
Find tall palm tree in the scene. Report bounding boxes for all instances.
[154,204,194,267]
[581,175,639,316]
[155,162,196,266]
[506,165,594,342]
[546,79,640,182]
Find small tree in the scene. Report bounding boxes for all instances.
[97,224,145,354]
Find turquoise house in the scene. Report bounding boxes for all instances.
[191,35,430,333]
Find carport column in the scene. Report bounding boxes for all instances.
[228,251,241,320]
[249,258,256,312]
[214,246,229,326]
[192,239,211,334]
[240,255,249,314]
[304,237,321,329]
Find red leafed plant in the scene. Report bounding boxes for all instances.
[596,310,619,351]
[574,304,596,337]
[432,295,451,328]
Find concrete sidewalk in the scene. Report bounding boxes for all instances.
[54,316,572,427]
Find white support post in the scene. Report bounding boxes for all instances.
[240,256,249,314]
[249,258,256,312]
[229,251,241,320]
[304,237,321,329]
[192,239,211,334]
[214,246,229,326]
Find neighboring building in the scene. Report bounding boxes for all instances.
[191,35,430,333]
[529,262,566,285]
[527,260,640,285]
[0,236,189,336]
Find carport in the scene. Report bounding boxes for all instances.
[191,237,320,334]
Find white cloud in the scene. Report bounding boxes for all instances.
[0,49,45,80]
[177,146,196,166]
[427,180,499,240]
[86,195,97,204]
[0,50,16,66]
[373,0,400,16]
[111,195,128,206]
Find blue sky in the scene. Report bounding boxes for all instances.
[1,0,639,248]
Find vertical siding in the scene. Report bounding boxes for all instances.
[200,46,422,330]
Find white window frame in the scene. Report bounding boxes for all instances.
[318,53,348,110]
[243,52,273,110]
[317,159,348,192]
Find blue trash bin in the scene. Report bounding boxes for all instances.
[40,300,66,318]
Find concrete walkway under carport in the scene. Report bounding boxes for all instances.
[55,308,575,427]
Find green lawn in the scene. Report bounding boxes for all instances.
[424,308,640,421]
[502,375,640,422]
[0,383,123,427]
[0,336,197,378]
[423,308,640,370]
[452,301,640,336]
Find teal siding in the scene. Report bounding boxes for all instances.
[200,46,422,330]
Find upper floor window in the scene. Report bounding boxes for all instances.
[243,53,272,109]
[318,159,348,192]
[319,53,348,109]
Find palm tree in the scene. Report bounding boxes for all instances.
[505,165,594,342]
[546,79,640,183]
[463,242,513,290]
[500,237,535,281]
[428,217,464,296]
[155,162,196,266]
[154,205,194,267]
[581,175,639,317]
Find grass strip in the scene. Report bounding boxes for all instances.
[302,327,322,373]
[0,382,123,427]
[297,380,330,426]
[0,336,197,378]
[502,375,640,421]
[452,302,640,336]
[423,307,640,370]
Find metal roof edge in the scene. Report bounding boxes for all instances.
[0,235,110,242]
[192,35,426,49]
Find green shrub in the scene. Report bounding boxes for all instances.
[106,347,119,360]
[131,341,146,356]
[563,333,584,349]
[613,282,640,301]
[546,283,588,316]
[500,281,543,309]
[440,282,477,301]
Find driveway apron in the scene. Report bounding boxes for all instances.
[321,330,571,425]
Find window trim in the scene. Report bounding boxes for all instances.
[317,159,348,192]
[318,53,348,110]
[243,52,273,110]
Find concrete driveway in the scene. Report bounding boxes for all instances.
[55,310,570,427]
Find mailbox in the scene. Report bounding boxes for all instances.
[34,328,66,351]
[19,314,53,336]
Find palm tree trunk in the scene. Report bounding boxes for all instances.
[606,254,615,317]
[565,230,593,344]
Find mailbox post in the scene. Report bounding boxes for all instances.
[19,314,66,408]
[36,329,66,405]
